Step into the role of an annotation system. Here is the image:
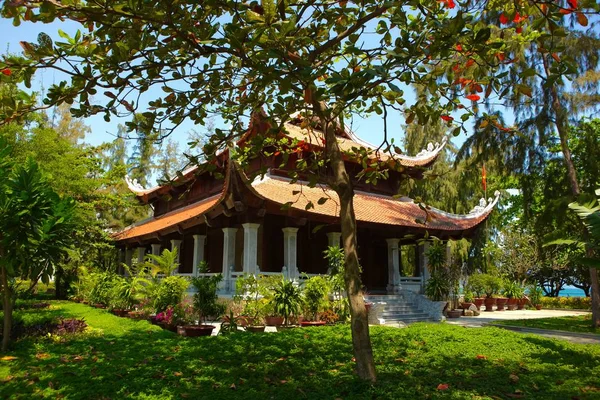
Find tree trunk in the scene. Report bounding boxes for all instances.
[311,99,376,382]
[545,56,600,327]
[1,266,13,352]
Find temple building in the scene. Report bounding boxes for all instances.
[113,112,499,295]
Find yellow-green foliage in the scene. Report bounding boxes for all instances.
[540,296,591,310]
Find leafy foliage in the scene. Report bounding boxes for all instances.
[272,278,302,326]
[153,276,190,314]
[190,270,224,324]
[302,276,331,322]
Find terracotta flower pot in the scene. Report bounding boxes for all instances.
[265,316,284,326]
[94,304,106,309]
[447,309,462,318]
[246,325,266,333]
[157,322,177,332]
[300,321,326,327]
[111,309,129,317]
[177,325,215,337]
[461,302,474,310]
[484,297,496,312]
[517,298,527,310]
[127,311,145,320]
[474,298,485,311]
[496,298,508,311]
[506,298,518,311]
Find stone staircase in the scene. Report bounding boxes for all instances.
[365,294,434,324]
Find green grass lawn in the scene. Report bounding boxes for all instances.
[495,314,599,335]
[1,301,600,399]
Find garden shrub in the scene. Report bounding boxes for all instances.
[153,276,190,312]
[88,272,118,305]
[540,296,591,310]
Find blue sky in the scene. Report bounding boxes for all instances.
[0,14,481,182]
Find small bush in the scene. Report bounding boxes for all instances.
[56,318,87,335]
[154,276,190,312]
[540,296,591,310]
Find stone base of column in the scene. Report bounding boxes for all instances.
[386,284,402,294]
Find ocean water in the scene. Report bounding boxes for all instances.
[558,287,586,297]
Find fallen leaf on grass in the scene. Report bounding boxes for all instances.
[509,374,519,383]
[2,375,14,382]
[437,383,449,390]
[476,354,487,359]
[230,383,236,390]
[35,353,50,360]
[280,380,288,384]
[0,356,17,361]
[174,371,183,377]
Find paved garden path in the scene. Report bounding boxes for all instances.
[444,309,598,345]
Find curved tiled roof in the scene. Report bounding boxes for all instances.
[114,165,499,242]
[249,174,498,232]
[283,123,447,167]
[112,194,221,241]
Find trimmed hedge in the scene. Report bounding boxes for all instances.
[540,296,591,310]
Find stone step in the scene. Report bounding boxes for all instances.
[381,312,431,319]
[365,295,405,300]
[380,305,417,312]
[385,317,434,324]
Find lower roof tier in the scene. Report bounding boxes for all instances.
[113,168,499,243]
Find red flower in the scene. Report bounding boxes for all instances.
[455,44,463,52]
[438,0,455,9]
[466,94,481,101]
[465,59,475,67]
[1,68,11,76]
[516,27,523,34]
[513,12,528,23]
[437,383,449,390]
[499,13,509,25]
[567,0,578,9]
[440,115,454,122]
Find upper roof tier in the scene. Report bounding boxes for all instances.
[125,113,448,202]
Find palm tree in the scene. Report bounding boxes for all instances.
[547,188,600,327]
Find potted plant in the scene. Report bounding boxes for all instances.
[271,277,302,327]
[301,276,330,327]
[467,274,486,311]
[482,274,502,312]
[174,300,199,336]
[528,285,544,310]
[183,262,225,337]
[109,272,150,317]
[424,268,451,317]
[235,274,268,332]
[156,306,178,332]
[461,291,474,310]
[502,281,523,311]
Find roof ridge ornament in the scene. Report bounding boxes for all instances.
[125,175,148,194]
[411,136,448,160]
[468,190,501,215]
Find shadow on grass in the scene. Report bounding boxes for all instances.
[1,306,600,400]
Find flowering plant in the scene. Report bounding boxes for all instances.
[156,300,195,326]
[155,307,174,325]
